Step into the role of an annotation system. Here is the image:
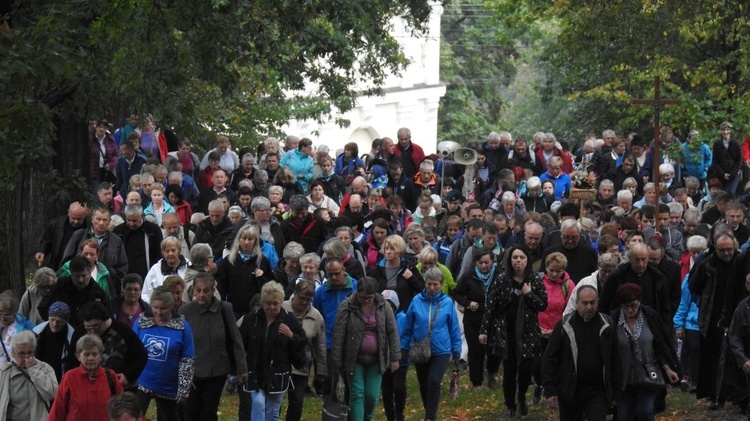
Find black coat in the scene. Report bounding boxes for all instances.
[709,138,742,180]
[37,215,89,270]
[38,276,110,326]
[600,262,672,329]
[369,258,424,313]
[217,254,272,315]
[194,217,235,259]
[240,308,307,393]
[280,214,327,254]
[113,220,163,278]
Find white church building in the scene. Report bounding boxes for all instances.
[282,3,446,156]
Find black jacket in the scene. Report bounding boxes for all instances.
[62,229,129,277]
[38,276,110,326]
[600,262,672,329]
[709,137,742,180]
[542,311,619,403]
[280,214,327,254]
[217,254,272,315]
[37,215,89,270]
[113,220,163,278]
[369,258,423,313]
[240,308,307,393]
[194,216,235,259]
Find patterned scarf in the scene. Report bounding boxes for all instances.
[618,309,644,383]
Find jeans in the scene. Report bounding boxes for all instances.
[185,376,226,421]
[415,354,451,420]
[558,389,609,421]
[381,364,408,420]
[251,388,285,421]
[284,374,309,421]
[617,386,656,421]
[136,389,179,421]
[464,318,501,386]
[348,356,383,421]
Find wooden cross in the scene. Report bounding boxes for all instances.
[631,77,680,232]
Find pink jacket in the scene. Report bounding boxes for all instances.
[538,271,575,331]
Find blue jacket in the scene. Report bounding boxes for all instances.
[0,314,34,338]
[313,275,357,349]
[673,275,699,332]
[335,153,364,177]
[394,311,410,365]
[539,172,571,200]
[403,290,462,359]
[682,141,712,180]
[281,149,315,194]
[260,239,279,270]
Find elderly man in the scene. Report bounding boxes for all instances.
[564,252,620,316]
[338,176,370,216]
[194,200,235,259]
[483,132,509,172]
[63,207,128,277]
[116,139,146,195]
[199,135,240,173]
[542,285,619,421]
[599,243,671,326]
[167,170,200,207]
[616,190,634,215]
[689,232,740,408]
[281,195,328,253]
[113,204,163,278]
[161,212,194,257]
[541,219,598,284]
[405,159,440,211]
[722,201,750,246]
[38,255,110,326]
[506,221,546,272]
[138,173,155,207]
[229,153,256,192]
[588,179,617,215]
[36,202,89,270]
[393,127,425,179]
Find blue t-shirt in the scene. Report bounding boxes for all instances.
[133,317,195,397]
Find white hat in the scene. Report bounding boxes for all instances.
[381,290,400,310]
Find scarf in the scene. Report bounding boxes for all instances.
[239,251,256,264]
[474,263,497,293]
[618,309,644,384]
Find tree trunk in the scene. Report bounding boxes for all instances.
[0,173,25,295]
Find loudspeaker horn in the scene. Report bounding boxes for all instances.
[454,148,478,165]
[437,140,460,158]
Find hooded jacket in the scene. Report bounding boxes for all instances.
[312,275,358,349]
[403,290,462,358]
[281,149,315,194]
[538,271,575,332]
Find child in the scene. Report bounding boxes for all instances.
[143,184,175,226]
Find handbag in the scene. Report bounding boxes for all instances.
[637,362,666,391]
[410,299,441,365]
[322,377,349,420]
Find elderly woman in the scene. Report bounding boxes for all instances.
[227,205,245,225]
[240,281,307,421]
[34,302,74,381]
[681,235,707,281]
[0,291,35,365]
[308,179,340,215]
[282,280,327,421]
[111,274,150,329]
[272,241,305,292]
[403,224,431,264]
[183,242,217,302]
[334,226,366,269]
[162,275,187,312]
[179,273,247,421]
[58,238,118,298]
[322,238,365,282]
[281,137,315,194]
[49,334,124,421]
[0,330,58,420]
[415,247,456,295]
[133,286,194,420]
[218,224,273,319]
[479,246,547,417]
[532,252,575,403]
[613,284,680,420]
[521,176,554,214]
[288,253,323,296]
[250,196,286,257]
[19,267,57,325]
[274,167,304,205]
[402,267,462,421]
[370,235,424,313]
[332,277,400,421]
[452,247,504,390]
[142,237,189,303]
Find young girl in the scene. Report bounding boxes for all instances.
[413,192,436,225]
[144,184,175,226]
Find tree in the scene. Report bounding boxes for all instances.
[0,0,433,293]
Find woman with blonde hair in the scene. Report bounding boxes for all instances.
[415,247,456,295]
[218,224,272,319]
[369,235,423,313]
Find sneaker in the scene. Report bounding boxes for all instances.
[532,385,543,404]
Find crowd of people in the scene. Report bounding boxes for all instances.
[4,116,750,421]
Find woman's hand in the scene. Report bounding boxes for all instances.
[403,268,413,279]
[540,328,553,338]
[521,283,532,295]
[254,269,264,277]
[390,361,399,373]
[278,323,293,338]
[665,367,679,384]
[469,301,479,312]
[675,329,684,339]
[478,334,487,345]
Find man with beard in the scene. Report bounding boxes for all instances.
[688,232,739,409]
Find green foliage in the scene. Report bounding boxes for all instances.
[0,0,433,185]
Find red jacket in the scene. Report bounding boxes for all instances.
[742,134,750,162]
[174,201,193,225]
[48,366,124,421]
[394,141,425,174]
[535,147,574,174]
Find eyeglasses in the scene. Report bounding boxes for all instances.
[256,208,272,213]
[621,302,639,310]
[561,235,579,241]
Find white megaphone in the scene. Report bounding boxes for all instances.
[454,148,478,165]
[437,141,460,158]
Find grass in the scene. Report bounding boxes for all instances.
[169,369,750,420]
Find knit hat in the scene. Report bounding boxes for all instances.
[446,190,464,203]
[48,301,71,321]
[381,290,400,311]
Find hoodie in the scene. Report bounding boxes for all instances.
[312,274,358,349]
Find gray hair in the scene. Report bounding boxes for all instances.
[299,252,322,267]
[139,173,155,183]
[251,196,271,212]
[168,171,183,184]
[643,182,655,193]
[617,190,633,201]
[289,195,309,212]
[499,131,513,142]
[268,185,283,196]
[254,169,268,182]
[683,208,701,225]
[283,241,305,260]
[419,159,435,171]
[487,131,502,142]
[207,200,225,213]
[659,163,675,176]
[76,334,104,354]
[123,204,143,217]
[602,129,615,138]
[501,191,516,203]
[687,235,708,251]
[11,330,37,352]
[423,266,444,284]
[526,176,541,190]
[241,154,256,164]
[334,226,354,239]
[600,179,614,188]
[33,267,57,287]
[189,243,214,268]
[560,218,580,232]
[323,238,347,260]
[667,202,683,215]
[598,252,620,267]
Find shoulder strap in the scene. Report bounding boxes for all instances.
[219,303,237,372]
[427,299,441,334]
[13,363,52,412]
[105,368,118,396]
